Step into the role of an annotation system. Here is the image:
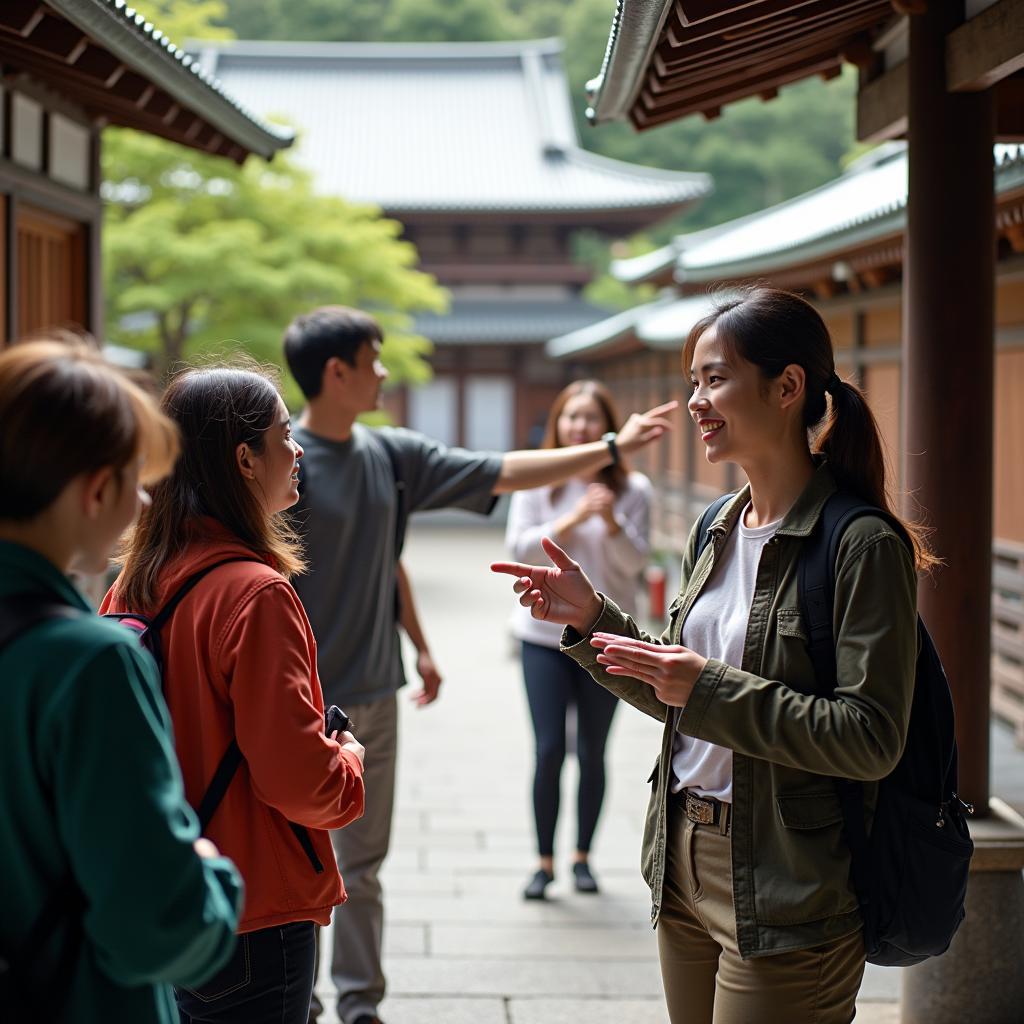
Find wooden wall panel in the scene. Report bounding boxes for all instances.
[862,362,902,493]
[995,347,1024,543]
[16,203,86,340]
[996,277,1024,327]
[865,305,901,348]
[826,310,854,350]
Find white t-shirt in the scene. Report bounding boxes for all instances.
[506,473,651,649]
[671,504,782,801]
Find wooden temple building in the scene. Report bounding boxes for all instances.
[194,38,710,450]
[0,0,292,348]
[553,2,1024,1018]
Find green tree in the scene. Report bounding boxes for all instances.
[106,0,445,401]
[103,129,445,400]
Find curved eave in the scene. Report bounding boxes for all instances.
[586,0,675,125]
[383,149,709,215]
[678,146,1024,284]
[49,0,293,158]
[547,294,674,359]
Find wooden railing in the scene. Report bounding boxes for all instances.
[993,539,1024,747]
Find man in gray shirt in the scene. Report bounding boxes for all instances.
[284,306,675,1024]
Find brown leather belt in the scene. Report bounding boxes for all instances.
[672,789,732,835]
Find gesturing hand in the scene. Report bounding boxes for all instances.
[591,633,707,708]
[616,401,679,455]
[491,537,603,634]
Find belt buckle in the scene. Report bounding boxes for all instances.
[685,792,714,825]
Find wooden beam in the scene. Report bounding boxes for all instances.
[995,75,1024,140]
[856,59,907,141]
[104,63,126,88]
[64,36,89,66]
[948,0,1024,92]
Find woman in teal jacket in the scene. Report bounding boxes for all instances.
[0,341,243,1023]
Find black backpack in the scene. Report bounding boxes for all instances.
[694,491,974,967]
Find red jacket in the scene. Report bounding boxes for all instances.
[103,519,364,933]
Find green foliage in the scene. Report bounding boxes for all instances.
[574,232,657,311]
[127,0,232,47]
[102,129,446,403]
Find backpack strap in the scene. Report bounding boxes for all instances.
[798,493,910,697]
[694,493,736,563]
[145,557,263,834]
[148,557,264,634]
[796,492,913,931]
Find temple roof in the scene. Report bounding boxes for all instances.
[613,143,1024,285]
[191,38,710,214]
[416,296,614,346]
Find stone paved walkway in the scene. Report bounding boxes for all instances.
[307,517,1024,1023]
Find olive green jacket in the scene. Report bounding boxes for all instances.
[562,462,918,958]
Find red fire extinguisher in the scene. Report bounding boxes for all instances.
[645,565,667,621]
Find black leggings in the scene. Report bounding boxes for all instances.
[521,640,619,858]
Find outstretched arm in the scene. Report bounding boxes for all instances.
[396,561,443,706]
[493,401,677,494]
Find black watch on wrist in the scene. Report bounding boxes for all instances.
[601,431,620,466]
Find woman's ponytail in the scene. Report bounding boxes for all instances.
[815,379,937,571]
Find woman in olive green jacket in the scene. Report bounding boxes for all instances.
[0,341,243,1023]
[493,288,929,1023]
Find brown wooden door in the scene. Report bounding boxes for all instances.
[16,204,87,340]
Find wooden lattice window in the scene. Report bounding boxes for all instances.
[16,204,87,340]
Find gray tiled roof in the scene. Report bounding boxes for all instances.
[547,290,736,358]
[611,143,1024,285]
[415,297,613,345]
[49,0,293,158]
[191,39,710,213]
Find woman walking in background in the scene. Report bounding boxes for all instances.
[494,289,928,1022]
[506,380,651,900]
[104,364,365,1024]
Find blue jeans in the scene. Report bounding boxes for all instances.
[176,921,315,1024]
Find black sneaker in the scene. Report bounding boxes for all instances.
[523,868,554,900]
[350,1016,384,1024]
[573,861,599,893]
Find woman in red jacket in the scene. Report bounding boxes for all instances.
[104,365,365,1024]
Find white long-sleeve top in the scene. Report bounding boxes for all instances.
[506,472,652,649]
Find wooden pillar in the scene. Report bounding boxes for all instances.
[903,3,995,811]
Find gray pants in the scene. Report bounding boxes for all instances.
[310,693,398,1024]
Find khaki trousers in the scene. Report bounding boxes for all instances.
[658,799,865,1024]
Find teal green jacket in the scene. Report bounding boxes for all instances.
[563,463,918,958]
[0,541,243,1022]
